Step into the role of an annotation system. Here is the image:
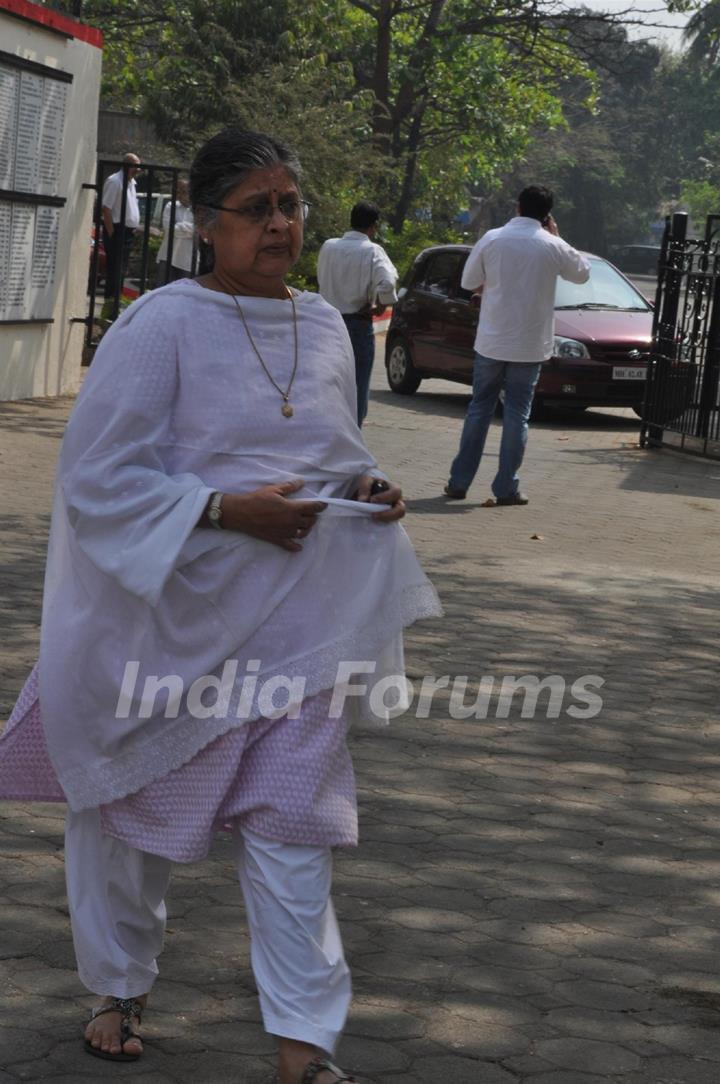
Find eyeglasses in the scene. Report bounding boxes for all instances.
[203,199,311,224]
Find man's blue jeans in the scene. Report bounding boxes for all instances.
[449,353,542,498]
[343,315,375,425]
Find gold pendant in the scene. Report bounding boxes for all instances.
[281,401,294,418]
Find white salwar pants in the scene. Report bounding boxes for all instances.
[65,810,351,1054]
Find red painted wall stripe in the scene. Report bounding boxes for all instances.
[0,0,103,48]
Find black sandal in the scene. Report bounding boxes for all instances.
[83,996,144,1061]
[300,1057,356,1083]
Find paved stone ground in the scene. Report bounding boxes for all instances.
[1,350,719,1084]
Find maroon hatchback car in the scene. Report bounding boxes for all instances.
[385,244,655,414]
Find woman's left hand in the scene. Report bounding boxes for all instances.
[354,474,406,522]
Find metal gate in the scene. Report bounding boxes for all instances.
[640,212,720,458]
[81,158,197,361]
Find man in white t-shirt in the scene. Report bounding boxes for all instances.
[100,152,141,318]
[317,201,398,425]
[155,179,197,285]
[445,185,590,505]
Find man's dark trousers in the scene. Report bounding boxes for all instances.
[343,313,375,426]
[103,226,136,302]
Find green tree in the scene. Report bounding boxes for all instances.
[306,0,589,230]
[680,176,720,219]
[479,13,720,253]
[50,0,383,257]
[51,0,695,242]
[683,0,720,66]
[53,0,295,134]
[52,0,591,231]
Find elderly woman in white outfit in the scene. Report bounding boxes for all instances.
[0,128,440,1084]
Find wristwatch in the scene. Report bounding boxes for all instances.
[207,491,224,530]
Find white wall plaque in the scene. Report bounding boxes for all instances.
[0,56,71,320]
[0,62,68,195]
[0,65,18,190]
[0,202,34,320]
[38,80,68,196]
[0,5,102,396]
[14,71,43,192]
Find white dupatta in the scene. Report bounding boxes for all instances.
[39,283,441,810]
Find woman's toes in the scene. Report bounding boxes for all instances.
[85,1013,142,1057]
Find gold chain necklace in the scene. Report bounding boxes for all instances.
[231,289,298,418]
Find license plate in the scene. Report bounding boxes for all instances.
[612,366,646,380]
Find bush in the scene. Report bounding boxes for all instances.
[291,219,464,295]
[382,220,463,282]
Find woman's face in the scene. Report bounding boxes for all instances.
[205,166,304,288]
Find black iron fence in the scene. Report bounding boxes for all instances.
[640,212,720,458]
[82,159,197,360]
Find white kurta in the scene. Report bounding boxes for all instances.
[156,202,196,272]
[38,282,441,811]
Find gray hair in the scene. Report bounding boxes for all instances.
[190,127,302,229]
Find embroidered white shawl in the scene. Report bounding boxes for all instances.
[39,283,441,810]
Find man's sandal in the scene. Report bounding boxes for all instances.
[301,1057,356,1083]
[83,996,143,1061]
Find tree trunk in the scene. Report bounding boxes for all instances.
[389,107,426,231]
[371,1,394,150]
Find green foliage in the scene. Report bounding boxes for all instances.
[222,60,386,273]
[381,220,463,282]
[47,0,715,251]
[681,178,720,220]
[482,16,720,254]
[52,1,294,128]
[683,0,720,66]
[640,55,720,238]
[51,0,592,233]
[321,0,591,229]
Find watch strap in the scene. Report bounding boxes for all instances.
[207,491,224,529]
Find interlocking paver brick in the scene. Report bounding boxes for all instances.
[535,1037,642,1073]
[529,1074,606,1084]
[1,356,719,1081]
[623,1055,720,1083]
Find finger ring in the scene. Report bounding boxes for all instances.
[295,528,303,538]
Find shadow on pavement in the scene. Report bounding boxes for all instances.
[0,518,48,715]
[371,383,642,433]
[557,442,720,500]
[1,558,719,1078]
[339,557,720,1068]
[372,384,720,502]
[0,399,73,438]
[2,387,719,1081]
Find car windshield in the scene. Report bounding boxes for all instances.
[555,257,650,312]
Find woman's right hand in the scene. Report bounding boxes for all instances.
[219,480,327,552]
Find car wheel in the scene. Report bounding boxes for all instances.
[386,339,422,395]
